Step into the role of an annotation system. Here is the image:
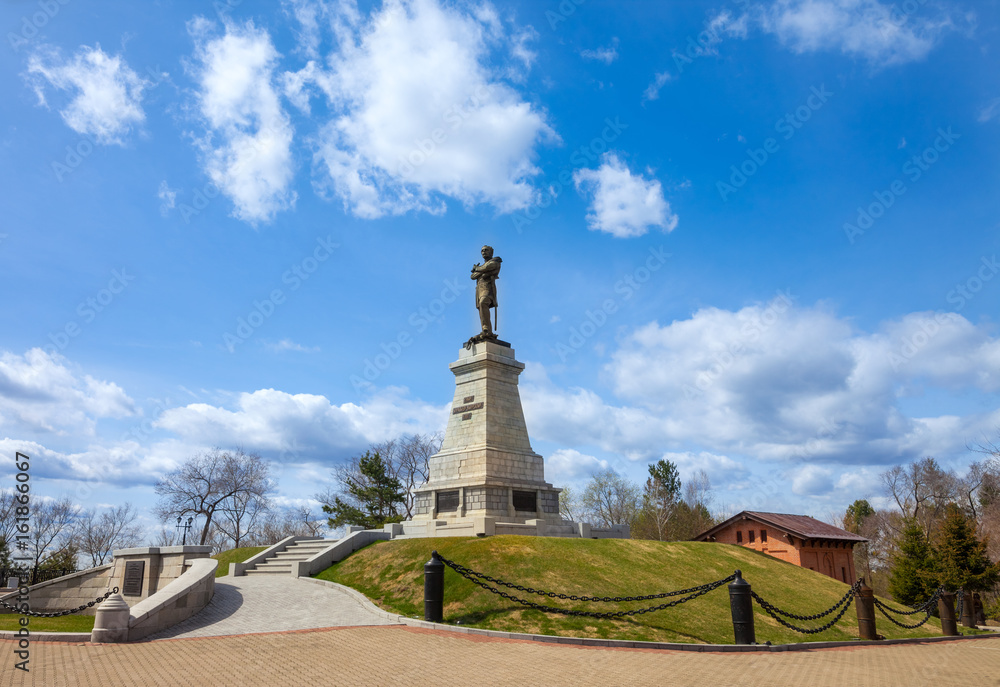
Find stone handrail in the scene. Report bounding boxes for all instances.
[293,529,390,578]
[93,557,218,642]
[230,535,323,576]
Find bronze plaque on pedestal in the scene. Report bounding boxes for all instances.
[122,561,145,596]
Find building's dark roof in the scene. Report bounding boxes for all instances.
[693,510,868,543]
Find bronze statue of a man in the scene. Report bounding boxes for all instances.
[471,245,502,337]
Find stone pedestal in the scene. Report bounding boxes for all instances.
[410,340,562,528]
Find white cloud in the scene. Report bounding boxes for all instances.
[713,0,955,66]
[158,180,177,215]
[979,97,1000,123]
[791,464,833,495]
[545,448,609,485]
[188,19,297,224]
[642,72,671,102]
[295,0,556,218]
[0,349,135,436]
[263,338,320,353]
[580,38,619,64]
[155,386,446,457]
[573,152,677,238]
[661,451,749,487]
[26,44,148,144]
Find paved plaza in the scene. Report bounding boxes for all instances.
[2,576,998,685]
[2,625,999,686]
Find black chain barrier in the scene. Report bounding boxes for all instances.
[0,587,119,618]
[872,588,943,630]
[956,588,964,620]
[749,581,861,635]
[436,554,735,619]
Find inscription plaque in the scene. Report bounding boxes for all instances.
[462,412,472,420]
[513,490,537,512]
[437,490,460,512]
[122,560,145,596]
[463,395,475,404]
[452,401,484,415]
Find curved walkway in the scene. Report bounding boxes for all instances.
[146,575,401,640]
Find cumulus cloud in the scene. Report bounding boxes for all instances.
[791,464,834,496]
[293,0,556,218]
[155,386,446,458]
[0,349,135,436]
[188,19,297,224]
[712,0,956,66]
[26,44,148,144]
[573,152,677,238]
[545,448,609,485]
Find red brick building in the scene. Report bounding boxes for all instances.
[694,511,867,584]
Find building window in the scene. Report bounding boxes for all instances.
[748,530,755,543]
[761,530,767,542]
[736,531,743,543]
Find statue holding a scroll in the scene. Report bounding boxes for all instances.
[471,245,501,338]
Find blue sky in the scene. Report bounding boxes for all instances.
[2,0,999,536]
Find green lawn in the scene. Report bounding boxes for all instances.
[211,546,268,578]
[0,614,94,633]
[316,536,956,645]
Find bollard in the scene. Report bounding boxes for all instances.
[855,579,878,640]
[960,591,976,628]
[938,590,959,636]
[424,550,444,623]
[728,569,755,645]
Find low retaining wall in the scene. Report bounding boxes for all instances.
[93,557,218,642]
[230,535,321,576]
[0,565,112,615]
[294,530,390,578]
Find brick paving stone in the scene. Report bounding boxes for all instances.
[2,626,998,686]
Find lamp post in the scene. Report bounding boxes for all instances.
[176,516,194,546]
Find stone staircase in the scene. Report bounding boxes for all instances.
[244,538,337,576]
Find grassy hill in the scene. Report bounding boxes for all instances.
[211,546,268,578]
[316,536,949,645]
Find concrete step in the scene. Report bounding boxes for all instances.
[244,568,290,575]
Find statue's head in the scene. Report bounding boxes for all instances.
[481,245,494,259]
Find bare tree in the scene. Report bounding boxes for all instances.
[25,497,81,570]
[154,447,275,546]
[558,486,580,522]
[581,469,641,529]
[320,433,441,521]
[0,489,17,558]
[214,489,270,548]
[880,457,956,536]
[250,506,327,545]
[76,504,144,567]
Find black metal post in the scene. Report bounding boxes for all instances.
[961,591,976,628]
[855,579,878,640]
[938,590,959,636]
[424,550,444,623]
[728,569,755,645]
